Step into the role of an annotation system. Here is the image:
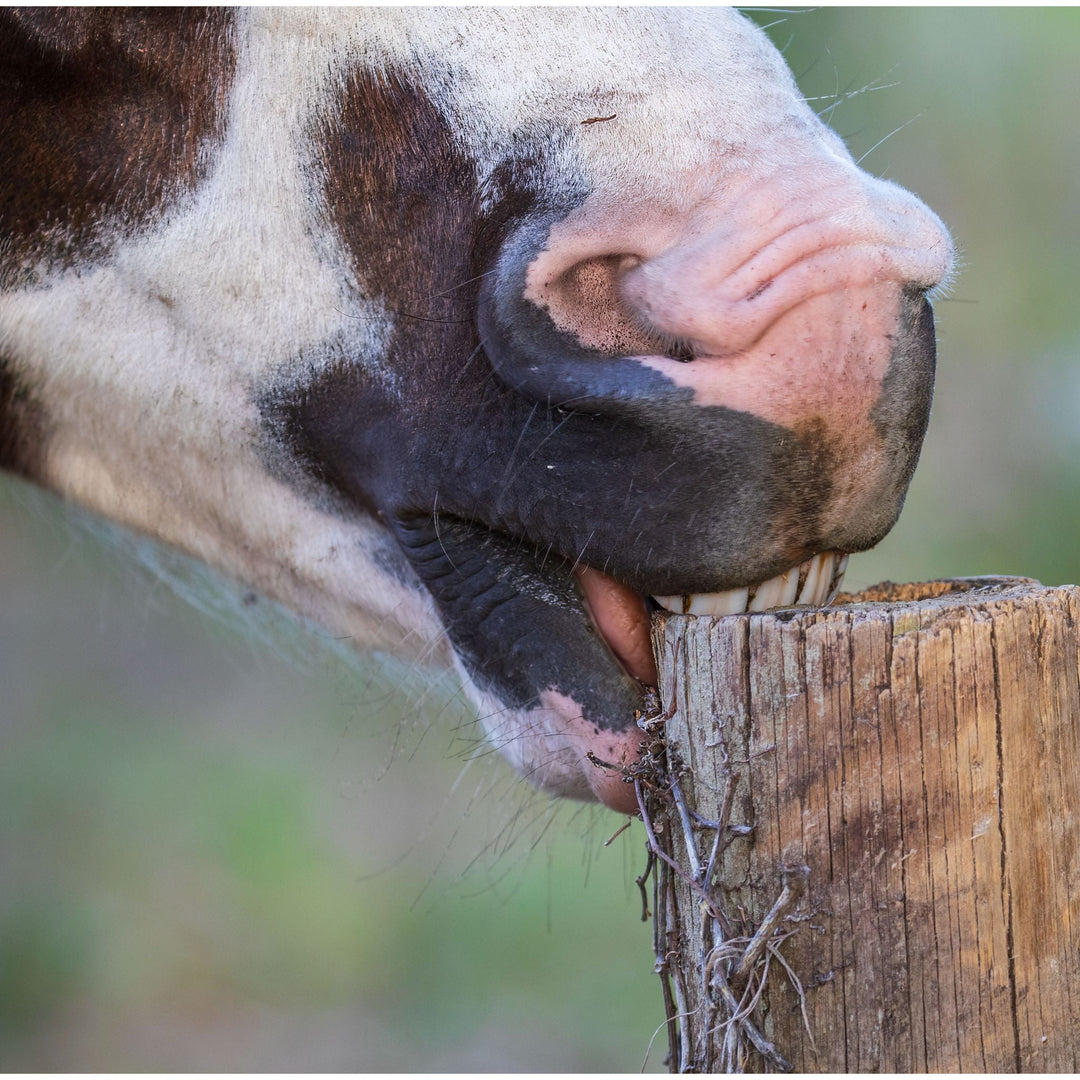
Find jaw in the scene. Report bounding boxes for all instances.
[389,506,855,814]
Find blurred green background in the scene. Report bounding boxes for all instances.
[1,8,1077,1071]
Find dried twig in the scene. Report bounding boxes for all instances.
[709,959,794,1072]
[732,865,809,984]
[668,775,703,880]
[635,850,654,921]
[635,779,719,914]
[634,685,807,1074]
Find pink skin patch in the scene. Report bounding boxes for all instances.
[472,680,646,814]
[523,154,951,412]
[540,689,645,814]
[635,282,899,427]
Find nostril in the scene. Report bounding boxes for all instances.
[524,250,643,356]
[555,254,630,322]
[480,233,700,412]
[528,251,668,358]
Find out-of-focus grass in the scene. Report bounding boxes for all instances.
[0,482,662,1071]
[1,8,1078,1072]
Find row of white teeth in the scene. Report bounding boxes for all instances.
[652,551,849,617]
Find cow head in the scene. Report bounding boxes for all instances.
[0,9,952,814]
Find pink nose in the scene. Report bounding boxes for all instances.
[618,164,953,361]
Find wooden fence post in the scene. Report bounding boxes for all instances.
[643,577,1080,1072]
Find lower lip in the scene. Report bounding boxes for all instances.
[575,551,849,686]
[575,566,657,684]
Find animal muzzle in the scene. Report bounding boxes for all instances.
[479,158,951,595]
[380,156,950,814]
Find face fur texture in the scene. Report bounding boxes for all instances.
[0,8,953,813]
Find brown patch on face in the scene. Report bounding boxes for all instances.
[314,68,479,359]
[267,65,493,518]
[0,355,46,481]
[767,415,835,564]
[290,65,520,503]
[0,8,236,288]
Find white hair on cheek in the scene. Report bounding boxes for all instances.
[15,483,582,887]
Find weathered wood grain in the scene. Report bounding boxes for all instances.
[648,577,1080,1072]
